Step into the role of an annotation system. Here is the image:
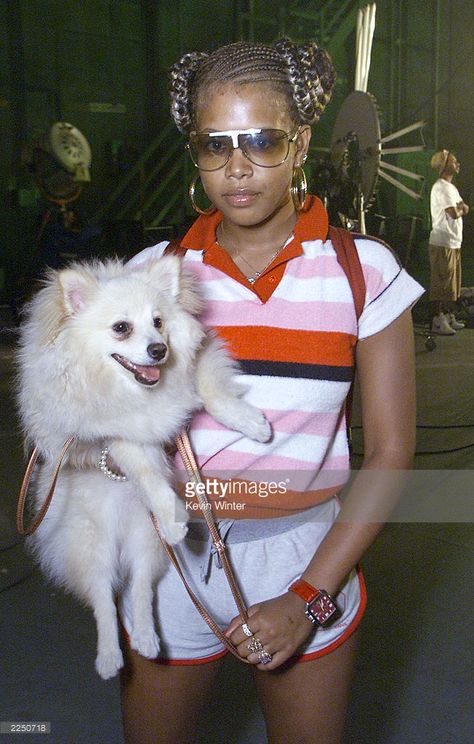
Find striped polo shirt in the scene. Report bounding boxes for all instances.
[131,197,424,517]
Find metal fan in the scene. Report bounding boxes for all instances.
[327,91,426,231]
[313,3,426,233]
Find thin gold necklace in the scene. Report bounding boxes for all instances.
[218,223,288,285]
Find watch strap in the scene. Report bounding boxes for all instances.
[288,578,321,604]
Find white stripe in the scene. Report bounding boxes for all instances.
[191,269,355,306]
[187,270,261,302]
[191,427,349,464]
[272,273,353,302]
[354,237,400,274]
[301,239,329,258]
[238,375,351,413]
[228,428,348,459]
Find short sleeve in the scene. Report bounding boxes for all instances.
[355,237,425,340]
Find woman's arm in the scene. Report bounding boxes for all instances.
[226,308,417,667]
[299,306,416,596]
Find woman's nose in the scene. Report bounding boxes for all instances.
[225,147,252,178]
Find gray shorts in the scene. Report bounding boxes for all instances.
[120,497,366,664]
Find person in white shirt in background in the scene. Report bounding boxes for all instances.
[429,150,470,334]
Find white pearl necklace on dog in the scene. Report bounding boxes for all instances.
[98,445,127,481]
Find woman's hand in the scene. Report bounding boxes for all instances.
[225,592,313,670]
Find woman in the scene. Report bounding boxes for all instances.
[120,38,423,744]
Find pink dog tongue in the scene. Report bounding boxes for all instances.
[134,365,161,383]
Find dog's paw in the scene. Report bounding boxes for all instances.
[95,648,124,680]
[160,519,188,546]
[231,403,272,443]
[130,627,160,659]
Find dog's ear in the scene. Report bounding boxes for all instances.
[59,267,98,314]
[131,254,181,297]
[130,255,204,315]
[177,266,205,316]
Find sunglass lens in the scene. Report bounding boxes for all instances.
[189,134,231,171]
[242,130,289,167]
[188,129,293,170]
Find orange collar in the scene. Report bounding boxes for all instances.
[180,196,329,302]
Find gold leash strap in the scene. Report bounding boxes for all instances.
[16,437,76,536]
[174,431,249,620]
[149,430,251,662]
[150,512,251,664]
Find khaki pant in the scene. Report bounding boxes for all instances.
[429,244,461,301]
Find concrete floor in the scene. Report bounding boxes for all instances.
[1,309,473,743]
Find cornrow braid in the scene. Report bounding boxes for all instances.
[168,38,336,134]
[275,38,336,123]
[169,51,209,134]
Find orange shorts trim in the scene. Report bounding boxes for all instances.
[121,565,367,667]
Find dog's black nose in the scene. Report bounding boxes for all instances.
[147,342,167,361]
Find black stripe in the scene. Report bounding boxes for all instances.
[239,359,354,382]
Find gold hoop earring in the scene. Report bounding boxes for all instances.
[291,165,307,212]
[189,173,216,215]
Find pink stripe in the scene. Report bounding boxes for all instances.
[191,409,342,438]
[185,262,221,281]
[362,264,392,301]
[187,253,389,297]
[320,455,350,470]
[201,297,356,333]
[190,449,348,472]
[284,255,390,297]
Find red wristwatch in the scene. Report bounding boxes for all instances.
[289,579,340,627]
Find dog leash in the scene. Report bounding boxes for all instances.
[16,432,251,663]
[16,436,76,536]
[151,430,251,663]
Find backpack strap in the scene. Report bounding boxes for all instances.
[328,226,366,321]
[327,226,367,442]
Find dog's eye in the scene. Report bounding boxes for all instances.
[153,317,162,329]
[112,321,131,335]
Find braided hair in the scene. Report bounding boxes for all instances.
[169,38,336,134]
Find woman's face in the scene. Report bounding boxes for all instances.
[194,83,310,228]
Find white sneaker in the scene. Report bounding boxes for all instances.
[431,313,456,335]
[447,313,465,330]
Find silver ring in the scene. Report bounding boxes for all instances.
[258,649,273,665]
[247,637,263,654]
[241,623,253,638]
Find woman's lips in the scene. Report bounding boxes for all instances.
[223,190,258,207]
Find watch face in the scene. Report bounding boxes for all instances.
[307,592,339,626]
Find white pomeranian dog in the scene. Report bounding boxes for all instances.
[16,254,270,679]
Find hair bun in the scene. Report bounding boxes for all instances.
[275,37,336,124]
[169,52,208,133]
